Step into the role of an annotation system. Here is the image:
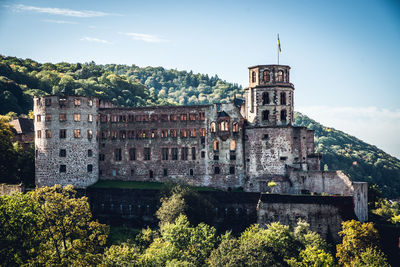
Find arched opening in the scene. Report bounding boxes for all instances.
[251,71,256,83]
[280,109,287,121]
[210,122,216,133]
[278,70,284,82]
[219,120,229,131]
[213,140,219,151]
[232,122,239,132]
[280,92,286,105]
[262,110,269,121]
[263,70,270,82]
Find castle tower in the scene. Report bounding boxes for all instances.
[34,95,99,188]
[245,65,294,126]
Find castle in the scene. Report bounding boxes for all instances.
[33,64,368,222]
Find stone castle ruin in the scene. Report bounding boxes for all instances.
[34,64,368,234]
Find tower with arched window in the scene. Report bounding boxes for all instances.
[245,65,294,126]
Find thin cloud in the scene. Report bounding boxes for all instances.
[11,4,119,18]
[43,19,78,24]
[119,32,168,43]
[80,37,112,44]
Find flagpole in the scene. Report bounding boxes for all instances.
[277,34,279,65]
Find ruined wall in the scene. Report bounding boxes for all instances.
[34,96,99,188]
[257,194,356,243]
[0,184,24,195]
[98,103,245,190]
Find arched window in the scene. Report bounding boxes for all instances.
[232,122,239,132]
[230,140,236,151]
[263,70,270,82]
[219,120,229,131]
[262,110,269,121]
[280,92,286,105]
[278,70,284,82]
[280,109,287,121]
[210,122,216,133]
[251,71,256,83]
[213,140,219,151]
[262,92,269,105]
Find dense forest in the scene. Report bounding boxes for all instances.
[1,55,399,197]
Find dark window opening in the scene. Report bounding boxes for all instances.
[262,110,269,121]
[189,169,194,176]
[214,155,219,161]
[131,169,134,176]
[214,166,220,174]
[230,153,236,161]
[149,170,153,178]
[59,149,66,157]
[99,154,105,161]
[280,156,288,160]
[201,151,205,158]
[129,148,136,160]
[181,147,188,160]
[263,70,270,82]
[162,148,169,160]
[60,165,66,173]
[45,98,52,106]
[229,166,235,174]
[262,92,269,105]
[280,110,287,121]
[280,92,286,105]
[88,149,93,157]
[172,148,178,160]
[263,134,269,140]
[87,164,93,173]
[59,129,66,139]
[163,168,168,177]
[115,148,122,161]
[191,147,196,160]
[144,148,151,161]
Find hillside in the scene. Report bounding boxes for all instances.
[1,55,399,197]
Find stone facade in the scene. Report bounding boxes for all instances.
[33,64,368,222]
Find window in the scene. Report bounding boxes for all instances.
[172,148,178,160]
[45,130,52,138]
[59,149,66,157]
[262,92,269,105]
[144,148,151,161]
[214,166,220,174]
[280,156,288,160]
[151,129,157,139]
[131,169,134,176]
[149,170,154,178]
[230,140,236,151]
[36,99,41,106]
[45,114,52,122]
[150,114,158,121]
[99,154,105,161]
[191,147,196,160]
[280,92,286,105]
[119,130,126,139]
[263,70,270,82]
[262,110,269,121]
[219,120,229,131]
[45,98,51,106]
[161,114,169,121]
[101,131,108,139]
[210,122,217,133]
[59,98,67,107]
[190,128,196,137]
[115,148,122,161]
[128,130,135,139]
[230,152,236,161]
[161,129,168,138]
[110,130,117,140]
[214,155,219,160]
[181,147,188,160]
[162,148,169,160]
[189,114,196,121]
[129,148,136,161]
[88,114,93,122]
[37,130,42,138]
[200,128,206,136]
[88,149,93,157]
[88,99,93,106]
[251,71,256,83]
[278,70,284,82]
[170,114,178,121]
[100,115,107,122]
[59,129,66,139]
[232,122,239,133]
[59,113,67,122]
[180,114,187,121]
[120,115,126,122]
[59,165,66,173]
[189,169,194,176]
[180,129,188,138]
[36,115,41,122]
[87,130,93,139]
[199,112,205,121]
[170,129,177,138]
[112,170,116,177]
[87,164,93,173]
[74,98,81,106]
[163,168,168,177]
[74,113,81,122]
[201,151,205,158]
[280,109,287,121]
[74,129,81,138]
[229,166,235,174]
[111,115,118,122]
[213,140,219,151]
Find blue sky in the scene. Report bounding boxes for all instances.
[0,0,400,158]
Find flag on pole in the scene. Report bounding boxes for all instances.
[278,34,281,53]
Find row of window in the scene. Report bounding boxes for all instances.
[262,92,287,105]
[58,149,93,158]
[37,129,94,139]
[59,164,93,173]
[100,112,206,123]
[38,98,93,107]
[101,128,206,140]
[261,109,288,122]
[251,70,286,83]
[36,113,94,122]
[210,121,240,133]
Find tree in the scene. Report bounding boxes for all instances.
[352,247,390,267]
[336,220,384,266]
[0,120,18,183]
[102,243,141,267]
[287,246,334,267]
[30,185,109,266]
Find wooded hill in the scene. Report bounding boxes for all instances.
[1,55,399,197]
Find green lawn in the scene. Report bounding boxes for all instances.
[89,180,219,192]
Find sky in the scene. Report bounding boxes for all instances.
[0,0,400,158]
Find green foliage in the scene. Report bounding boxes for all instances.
[336,220,387,266]
[352,246,390,267]
[102,243,141,267]
[371,198,400,225]
[294,112,400,198]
